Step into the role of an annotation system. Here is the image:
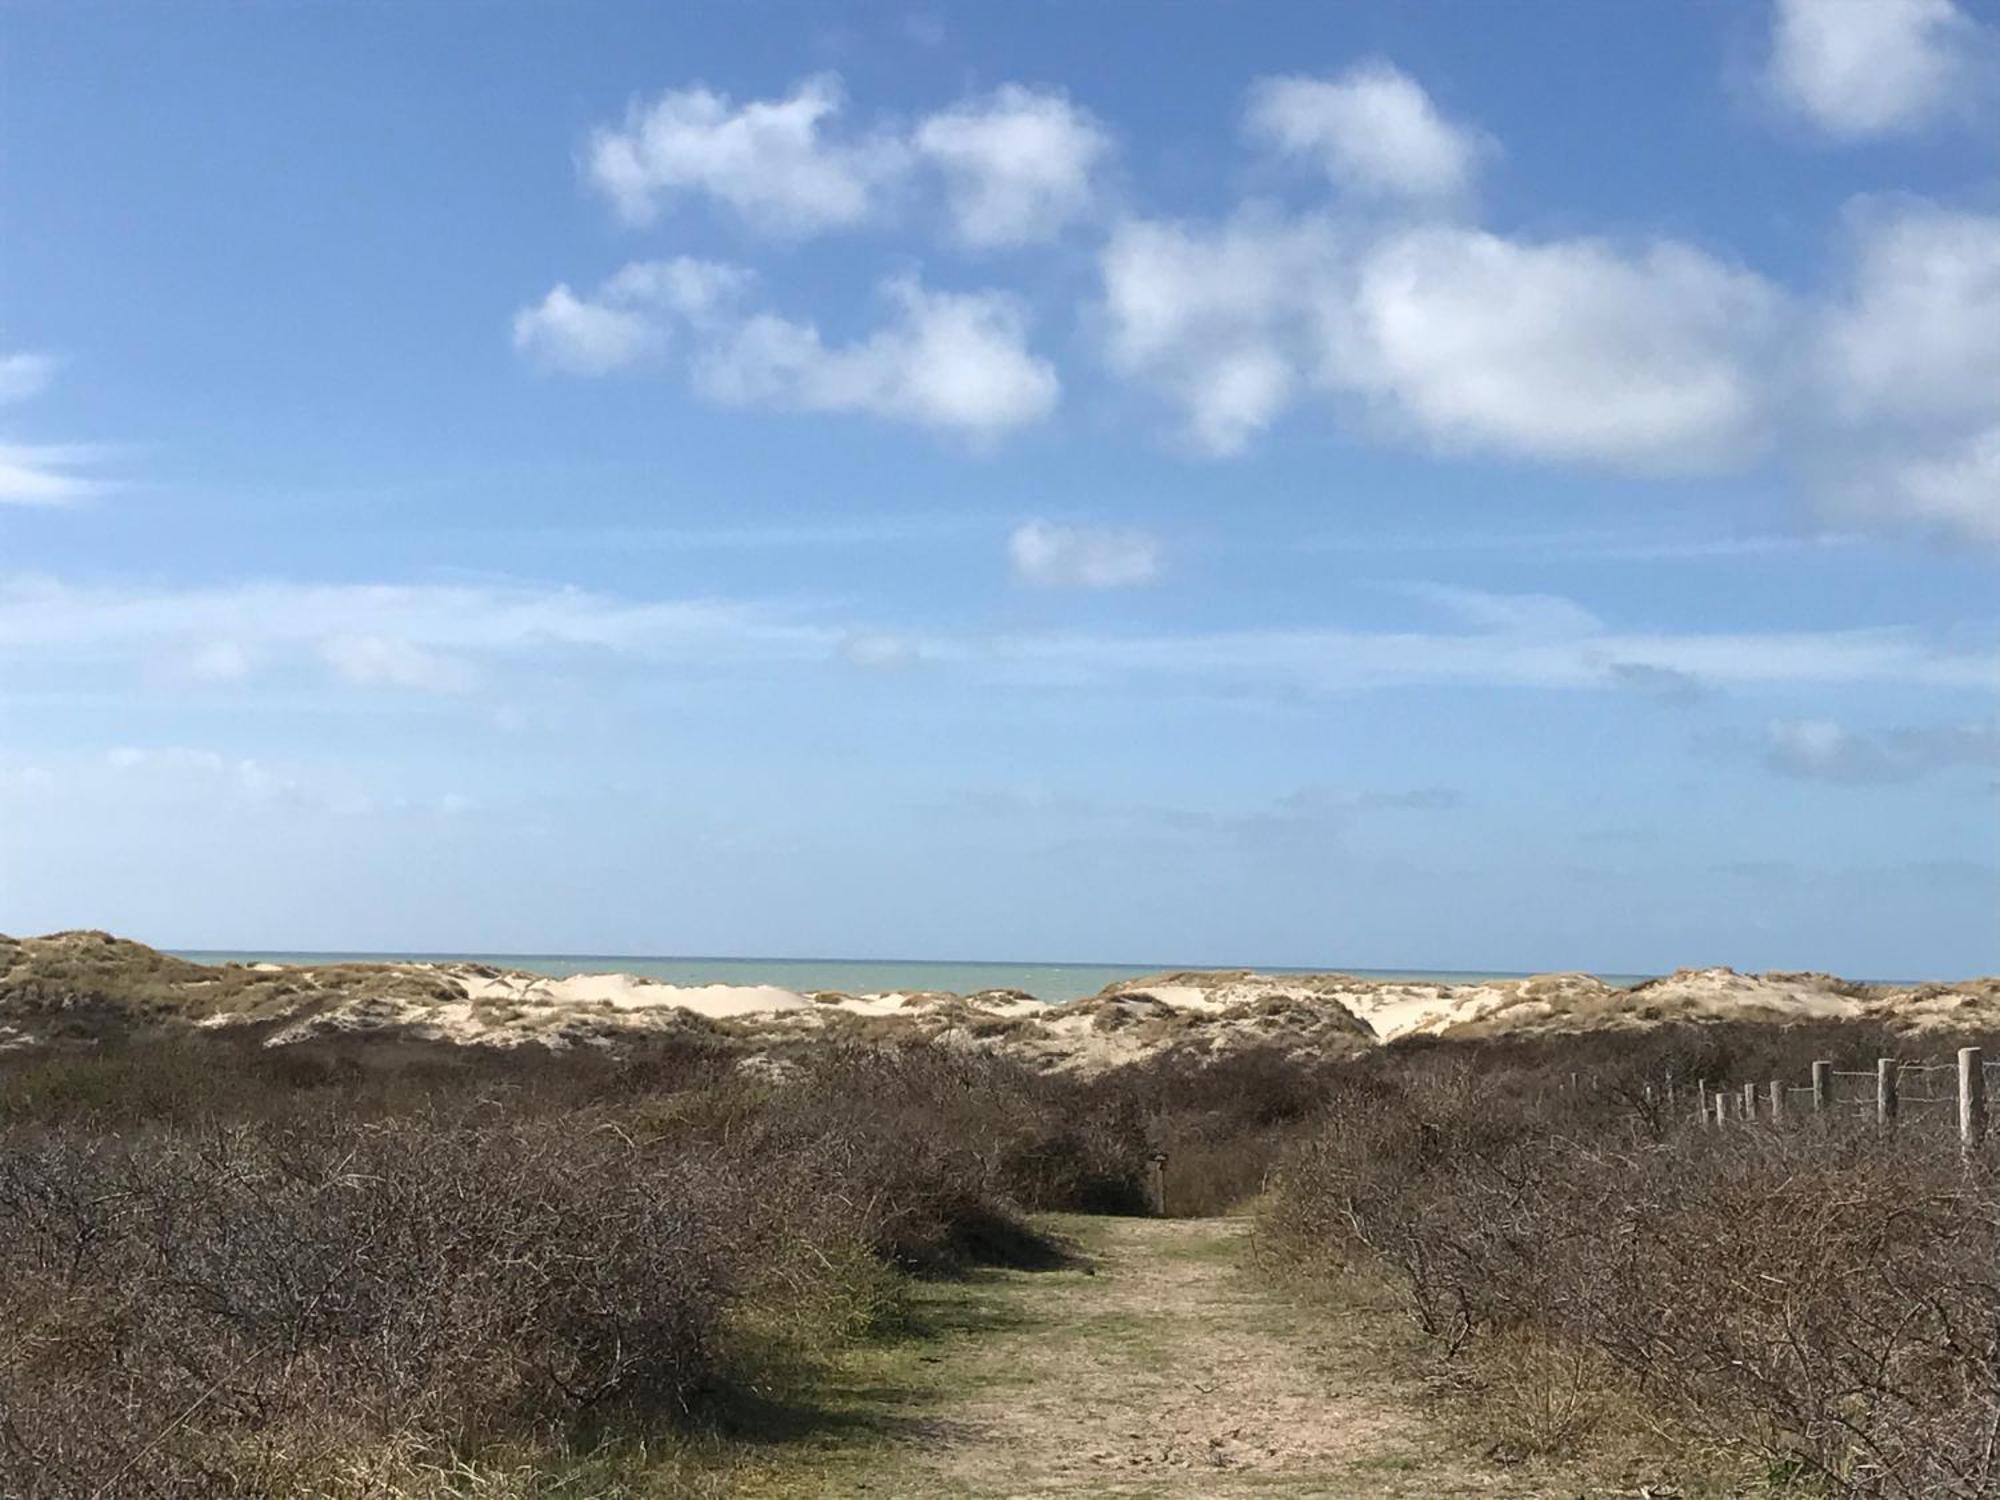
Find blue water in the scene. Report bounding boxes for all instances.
[175,951,1654,1004]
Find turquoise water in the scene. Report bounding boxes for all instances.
[175,951,1653,1004]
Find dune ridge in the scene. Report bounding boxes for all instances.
[4,930,1998,1074]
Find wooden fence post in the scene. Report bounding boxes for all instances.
[1741,1081,1758,1121]
[1877,1058,1899,1128]
[1768,1081,1784,1119]
[1712,1092,1728,1128]
[1960,1047,1986,1154]
[1812,1060,1831,1113]
[1146,1151,1168,1217]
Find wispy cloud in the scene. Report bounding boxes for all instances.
[0,350,116,506]
[4,576,1992,703]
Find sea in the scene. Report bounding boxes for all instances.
[174,952,1653,1004]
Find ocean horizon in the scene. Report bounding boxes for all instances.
[174,950,1657,1004]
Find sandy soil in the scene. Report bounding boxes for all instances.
[749,1215,1618,1498]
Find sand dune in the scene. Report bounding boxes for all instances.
[4,931,1998,1073]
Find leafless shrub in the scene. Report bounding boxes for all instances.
[1268,1024,2000,1496]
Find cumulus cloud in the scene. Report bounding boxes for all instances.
[582,74,1111,245]
[1331,227,1780,472]
[1099,214,1778,471]
[1767,0,1987,138]
[585,75,907,232]
[1099,213,1340,454]
[1758,717,2000,783]
[1820,205,2000,424]
[517,262,1057,440]
[1814,203,2000,538]
[512,284,665,375]
[1246,62,1489,201]
[914,84,1112,246]
[694,277,1059,439]
[1008,520,1162,587]
[512,259,753,375]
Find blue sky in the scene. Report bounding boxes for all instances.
[2,0,1996,976]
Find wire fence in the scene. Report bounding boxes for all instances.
[1639,1048,1995,1151]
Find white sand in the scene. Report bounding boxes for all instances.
[457,969,809,1019]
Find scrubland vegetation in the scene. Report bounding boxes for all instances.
[0,1038,1118,1496]
[1266,1022,2000,1497]
[6,1018,1998,1496]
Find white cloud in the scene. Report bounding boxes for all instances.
[1767,0,1986,138]
[1862,425,2000,540]
[1829,220,2000,438]
[582,74,1115,245]
[511,259,754,375]
[1819,205,2000,424]
[512,285,665,375]
[585,74,907,232]
[0,352,54,404]
[0,351,115,506]
[1008,521,1162,588]
[1330,227,1780,472]
[1401,584,1601,637]
[694,276,1059,439]
[515,264,1054,440]
[1099,214,1339,454]
[0,577,840,674]
[0,442,115,506]
[1815,203,2000,538]
[1101,215,1778,471]
[1246,62,1488,201]
[2,576,1993,704]
[321,636,478,694]
[914,84,1111,246]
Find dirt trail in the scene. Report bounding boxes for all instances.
[752,1215,1602,1498]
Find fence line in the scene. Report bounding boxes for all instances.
[1680,1047,1991,1154]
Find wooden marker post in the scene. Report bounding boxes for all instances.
[1877,1058,1899,1128]
[1768,1081,1784,1119]
[1712,1092,1728,1128]
[1741,1081,1758,1121]
[1811,1060,1832,1113]
[1146,1152,1168,1217]
[1960,1047,1986,1155]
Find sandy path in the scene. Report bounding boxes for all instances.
[758,1215,1602,1499]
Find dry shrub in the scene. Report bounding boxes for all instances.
[1268,1026,2000,1496]
[1087,1046,1340,1215]
[0,1117,753,1496]
[0,1037,1101,1498]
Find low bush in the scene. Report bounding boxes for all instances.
[1267,1025,2000,1496]
[0,1037,1120,1498]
